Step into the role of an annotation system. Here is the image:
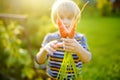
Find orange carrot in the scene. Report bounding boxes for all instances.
[69,24,76,38]
[57,15,69,38]
[68,20,76,38]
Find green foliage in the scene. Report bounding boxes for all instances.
[77,16,120,80]
[22,66,35,79]
[26,16,55,50]
[0,15,55,80]
[0,0,120,80]
[0,21,34,80]
[97,0,112,16]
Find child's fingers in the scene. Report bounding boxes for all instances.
[62,38,73,43]
[62,38,76,46]
[50,43,57,49]
[52,40,58,44]
[64,42,72,46]
[56,42,63,48]
[45,48,53,55]
[64,46,74,51]
[48,46,56,53]
[49,40,58,49]
[47,46,56,55]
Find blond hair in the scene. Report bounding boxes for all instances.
[51,0,80,26]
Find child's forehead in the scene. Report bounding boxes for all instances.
[58,4,75,17]
[58,9,75,17]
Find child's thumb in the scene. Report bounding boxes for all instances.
[52,40,58,44]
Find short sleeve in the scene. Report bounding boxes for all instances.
[80,35,90,51]
[41,33,52,47]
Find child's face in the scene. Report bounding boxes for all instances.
[58,10,74,29]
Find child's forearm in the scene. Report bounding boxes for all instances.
[36,48,48,64]
[76,45,92,63]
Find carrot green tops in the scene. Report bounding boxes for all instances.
[41,32,90,79]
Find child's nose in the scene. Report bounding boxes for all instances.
[62,18,67,22]
[62,19,69,25]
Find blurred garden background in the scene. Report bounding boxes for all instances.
[0,0,120,80]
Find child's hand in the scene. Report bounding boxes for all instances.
[44,40,63,55]
[62,38,81,54]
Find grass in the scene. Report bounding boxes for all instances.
[76,16,120,80]
[30,13,120,80]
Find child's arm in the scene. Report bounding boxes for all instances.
[62,36,91,63]
[36,47,48,64]
[36,40,63,64]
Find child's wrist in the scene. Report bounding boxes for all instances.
[41,47,48,55]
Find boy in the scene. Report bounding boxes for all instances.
[36,0,91,79]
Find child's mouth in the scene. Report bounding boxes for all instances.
[65,26,70,29]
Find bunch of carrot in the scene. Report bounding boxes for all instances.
[57,15,76,39]
[56,14,80,80]
[56,2,89,79]
[57,1,89,39]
